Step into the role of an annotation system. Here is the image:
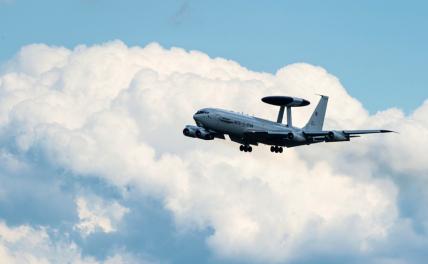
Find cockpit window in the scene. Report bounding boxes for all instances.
[196,110,209,115]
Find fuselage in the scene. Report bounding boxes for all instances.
[192,108,305,147]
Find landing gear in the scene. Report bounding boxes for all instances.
[239,145,252,152]
[270,145,283,153]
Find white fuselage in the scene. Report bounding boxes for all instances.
[193,108,305,147]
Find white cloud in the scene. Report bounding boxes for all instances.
[75,195,129,236]
[0,41,427,263]
[0,221,152,264]
[0,221,96,264]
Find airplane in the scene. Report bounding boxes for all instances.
[183,95,394,153]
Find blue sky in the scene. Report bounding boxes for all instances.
[1,1,428,264]
[1,0,427,113]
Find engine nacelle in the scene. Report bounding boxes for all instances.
[287,132,306,142]
[183,125,214,140]
[183,125,198,138]
[196,127,215,140]
[326,131,349,142]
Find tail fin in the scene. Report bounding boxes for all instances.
[304,95,328,131]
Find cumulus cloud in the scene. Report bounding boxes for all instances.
[0,221,144,264]
[0,221,92,264]
[75,196,129,236]
[0,41,427,263]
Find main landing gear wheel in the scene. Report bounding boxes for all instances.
[270,146,283,153]
[240,145,252,152]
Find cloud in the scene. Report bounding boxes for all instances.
[0,221,145,264]
[75,195,129,236]
[0,220,91,264]
[0,41,427,263]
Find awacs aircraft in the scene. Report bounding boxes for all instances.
[183,95,393,153]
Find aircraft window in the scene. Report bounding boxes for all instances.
[219,117,233,123]
[196,110,209,115]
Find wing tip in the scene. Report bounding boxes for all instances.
[381,130,397,133]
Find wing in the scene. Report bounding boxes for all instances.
[304,129,394,137]
[304,129,395,143]
[239,130,290,145]
[241,129,395,145]
[342,129,395,135]
[244,130,289,140]
[248,131,286,138]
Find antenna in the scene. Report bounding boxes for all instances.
[261,96,310,126]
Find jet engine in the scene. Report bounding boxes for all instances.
[183,125,197,138]
[326,131,349,142]
[183,125,214,140]
[196,127,215,140]
[287,132,306,142]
